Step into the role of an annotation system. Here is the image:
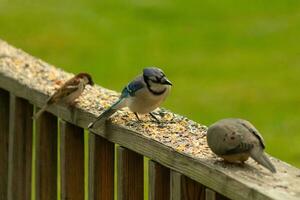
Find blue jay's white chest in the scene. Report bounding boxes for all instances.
[127,85,171,114]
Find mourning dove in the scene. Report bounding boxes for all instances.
[207,118,276,173]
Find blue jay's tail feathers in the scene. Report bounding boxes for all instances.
[251,151,276,173]
[88,98,124,129]
[32,105,48,120]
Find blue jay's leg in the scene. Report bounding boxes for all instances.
[134,112,141,121]
[149,112,160,122]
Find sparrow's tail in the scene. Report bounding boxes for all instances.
[88,98,125,129]
[250,150,276,173]
[32,105,48,120]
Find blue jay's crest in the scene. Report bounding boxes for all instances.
[143,67,164,78]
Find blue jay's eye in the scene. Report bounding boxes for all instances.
[149,76,157,82]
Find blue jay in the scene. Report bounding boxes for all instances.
[88,67,172,129]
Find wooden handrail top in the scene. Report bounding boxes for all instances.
[0,39,299,200]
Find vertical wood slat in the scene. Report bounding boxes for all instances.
[148,160,170,200]
[170,170,182,200]
[171,170,205,200]
[60,121,84,200]
[117,146,144,200]
[35,111,58,200]
[0,89,9,200]
[7,95,33,200]
[89,133,115,200]
[205,188,216,200]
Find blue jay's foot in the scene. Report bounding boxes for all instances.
[134,112,141,121]
[149,112,160,123]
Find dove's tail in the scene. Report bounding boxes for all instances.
[251,150,276,173]
[32,105,48,120]
[88,98,125,129]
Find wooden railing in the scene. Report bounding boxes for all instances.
[0,39,299,200]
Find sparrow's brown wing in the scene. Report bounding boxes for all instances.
[47,78,80,104]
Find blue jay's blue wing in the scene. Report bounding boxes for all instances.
[88,77,145,129]
[121,78,145,98]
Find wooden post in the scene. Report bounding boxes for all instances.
[148,160,170,200]
[7,95,33,200]
[35,111,58,200]
[60,121,84,200]
[0,89,9,200]
[89,133,115,200]
[117,146,144,200]
[171,170,205,200]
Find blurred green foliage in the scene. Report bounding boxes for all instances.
[0,0,299,167]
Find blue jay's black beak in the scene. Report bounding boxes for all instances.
[161,77,172,85]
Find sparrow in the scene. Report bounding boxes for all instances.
[33,72,94,119]
[207,118,276,173]
[88,67,172,129]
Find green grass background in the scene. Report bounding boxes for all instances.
[1,0,299,170]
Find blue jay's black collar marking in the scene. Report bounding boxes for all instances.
[148,87,167,96]
[143,75,167,96]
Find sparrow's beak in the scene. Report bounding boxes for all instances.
[161,77,172,86]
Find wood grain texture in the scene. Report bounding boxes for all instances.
[0,89,9,200]
[7,95,33,200]
[148,160,170,200]
[35,111,58,200]
[117,146,144,200]
[0,40,300,200]
[170,170,182,200]
[89,133,115,200]
[181,176,205,200]
[205,188,216,200]
[171,171,205,200]
[60,121,84,200]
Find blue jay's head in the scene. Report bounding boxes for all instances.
[143,67,172,87]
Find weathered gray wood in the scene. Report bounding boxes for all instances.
[7,95,33,200]
[205,188,216,200]
[149,160,170,200]
[89,133,115,200]
[35,111,58,200]
[60,121,84,200]
[117,146,144,200]
[0,89,9,200]
[1,40,300,200]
